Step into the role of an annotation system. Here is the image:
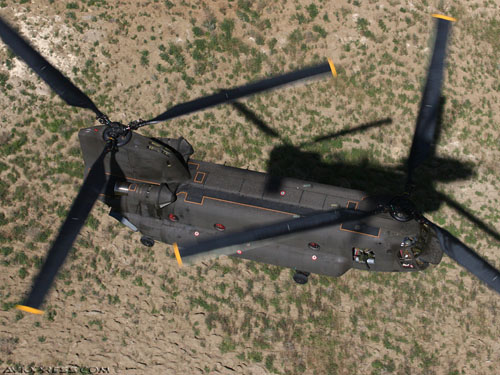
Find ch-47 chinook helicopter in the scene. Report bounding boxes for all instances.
[1,14,498,315]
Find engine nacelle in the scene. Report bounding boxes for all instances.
[114,181,175,209]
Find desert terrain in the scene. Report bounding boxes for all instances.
[0,0,499,374]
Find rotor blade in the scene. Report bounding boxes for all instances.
[426,218,500,295]
[16,147,108,314]
[0,17,104,118]
[174,208,378,266]
[406,15,455,187]
[140,60,337,126]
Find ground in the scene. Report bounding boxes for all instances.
[0,0,499,374]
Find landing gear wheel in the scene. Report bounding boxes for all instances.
[293,271,310,285]
[140,236,155,247]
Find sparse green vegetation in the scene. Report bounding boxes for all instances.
[0,2,498,375]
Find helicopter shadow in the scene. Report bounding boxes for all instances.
[231,100,500,243]
[231,101,396,192]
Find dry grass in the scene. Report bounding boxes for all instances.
[0,0,499,374]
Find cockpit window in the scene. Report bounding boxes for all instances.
[398,225,431,269]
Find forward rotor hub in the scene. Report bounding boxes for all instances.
[102,122,132,149]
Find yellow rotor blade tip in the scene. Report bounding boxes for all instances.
[173,243,183,267]
[16,305,44,314]
[327,58,337,78]
[431,14,457,22]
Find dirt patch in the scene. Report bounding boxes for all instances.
[0,1,499,374]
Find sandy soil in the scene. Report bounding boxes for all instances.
[0,0,499,374]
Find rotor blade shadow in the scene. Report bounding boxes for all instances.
[231,102,280,138]
[231,101,393,147]
[265,145,475,217]
[140,62,332,126]
[410,156,474,194]
[299,118,393,147]
[437,192,500,243]
[264,118,393,194]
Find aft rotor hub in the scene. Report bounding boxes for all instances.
[389,195,417,222]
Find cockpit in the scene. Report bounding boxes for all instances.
[396,223,442,270]
[351,222,443,272]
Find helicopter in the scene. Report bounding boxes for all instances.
[0,13,498,316]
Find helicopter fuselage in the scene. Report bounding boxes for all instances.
[79,126,440,278]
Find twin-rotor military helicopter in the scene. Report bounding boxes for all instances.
[0,13,498,315]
